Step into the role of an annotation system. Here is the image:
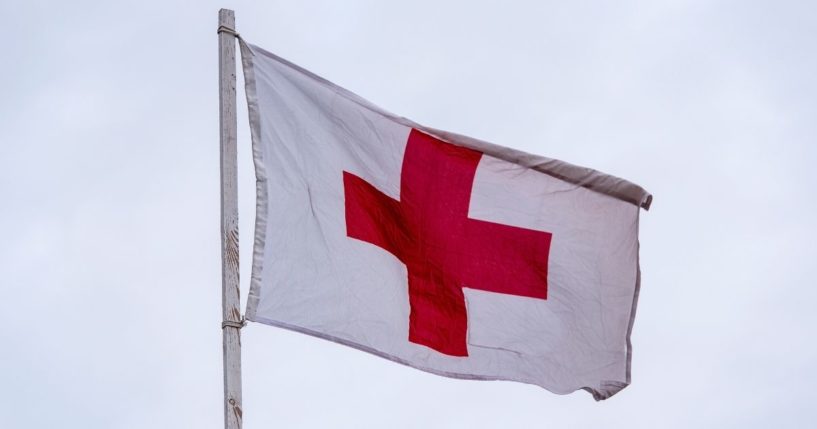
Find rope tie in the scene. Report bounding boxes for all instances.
[217,25,240,39]
[222,318,246,329]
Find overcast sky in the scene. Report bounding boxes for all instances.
[1,0,815,427]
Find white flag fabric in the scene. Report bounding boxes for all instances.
[240,40,651,400]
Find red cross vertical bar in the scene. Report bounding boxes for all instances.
[344,129,552,357]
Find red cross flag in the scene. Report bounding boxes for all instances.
[239,41,652,400]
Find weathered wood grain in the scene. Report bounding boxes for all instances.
[218,8,242,429]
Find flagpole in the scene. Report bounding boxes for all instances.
[218,8,243,429]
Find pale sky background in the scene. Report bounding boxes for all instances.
[1,0,815,428]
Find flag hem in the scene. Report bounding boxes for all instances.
[239,39,266,322]
[624,211,643,388]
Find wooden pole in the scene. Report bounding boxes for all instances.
[218,8,243,429]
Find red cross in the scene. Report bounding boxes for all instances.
[343,129,552,357]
